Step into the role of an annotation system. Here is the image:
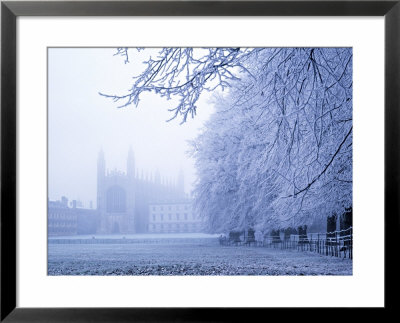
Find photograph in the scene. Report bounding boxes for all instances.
[3,0,397,319]
[47,47,353,276]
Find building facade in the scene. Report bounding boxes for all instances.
[148,200,204,233]
[48,197,98,236]
[48,197,78,236]
[97,148,186,234]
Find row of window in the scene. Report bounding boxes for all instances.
[48,222,77,227]
[150,213,200,222]
[148,223,202,230]
[151,205,190,212]
[48,228,77,234]
[48,213,76,220]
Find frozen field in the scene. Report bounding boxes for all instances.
[48,236,352,276]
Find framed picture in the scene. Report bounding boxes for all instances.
[1,0,398,321]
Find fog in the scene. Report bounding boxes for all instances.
[48,48,214,207]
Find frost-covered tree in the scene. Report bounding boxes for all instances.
[100,48,259,122]
[103,48,352,232]
[234,48,353,229]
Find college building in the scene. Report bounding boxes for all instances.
[49,148,201,235]
[96,148,187,234]
[48,196,100,236]
[148,200,204,233]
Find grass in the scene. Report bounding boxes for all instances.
[48,240,352,276]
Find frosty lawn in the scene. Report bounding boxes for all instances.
[48,236,352,276]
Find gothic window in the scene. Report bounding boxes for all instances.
[106,186,126,213]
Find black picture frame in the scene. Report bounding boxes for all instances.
[1,0,398,321]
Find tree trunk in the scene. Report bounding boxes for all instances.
[327,214,337,232]
[297,225,308,244]
[284,227,297,240]
[340,207,352,249]
[340,207,352,232]
[326,214,337,246]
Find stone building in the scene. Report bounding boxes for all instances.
[148,200,204,233]
[48,197,78,236]
[48,197,98,236]
[97,148,186,234]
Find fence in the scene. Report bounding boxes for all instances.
[220,227,352,259]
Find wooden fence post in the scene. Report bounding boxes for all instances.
[335,231,338,257]
[350,227,353,260]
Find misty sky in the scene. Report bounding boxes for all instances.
[48,48,215,207]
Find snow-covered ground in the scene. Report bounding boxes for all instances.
[48,239,352,276]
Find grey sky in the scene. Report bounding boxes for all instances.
[48,48,214,207]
